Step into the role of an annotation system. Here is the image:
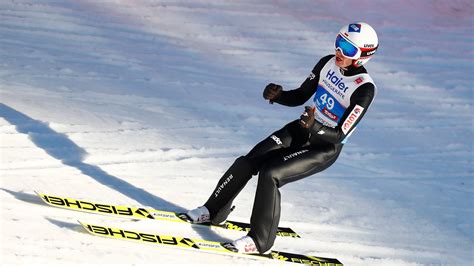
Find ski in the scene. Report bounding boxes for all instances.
[37,192,299,238]
[79,221,343,265]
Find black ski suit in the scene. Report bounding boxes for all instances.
[204,54,376,253]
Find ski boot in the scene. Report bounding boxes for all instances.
[178,206,210,224]
[222,235,259,254]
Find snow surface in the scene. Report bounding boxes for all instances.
[1,0,473,265]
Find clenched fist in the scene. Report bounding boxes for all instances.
[263,83,282,103]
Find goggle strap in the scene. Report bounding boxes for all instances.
[360,44,378,57]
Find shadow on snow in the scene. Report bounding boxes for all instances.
[0,103,184,212]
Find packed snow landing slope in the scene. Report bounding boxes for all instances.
[1,0,473,265]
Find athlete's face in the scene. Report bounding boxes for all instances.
[335,50,353,68]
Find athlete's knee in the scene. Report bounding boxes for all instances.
[258,165,283,188]
[232,155,251,170]
[241,154,264,176]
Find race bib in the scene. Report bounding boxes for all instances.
[313,85,346,127]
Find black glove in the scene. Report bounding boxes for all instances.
[299,106,315,129]
[263,83,282,103]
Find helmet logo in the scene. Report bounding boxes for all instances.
[366,50,376,56]
[348,24,361,33]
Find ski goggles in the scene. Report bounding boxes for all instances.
[335,34,378,60]
[335,34,361,59]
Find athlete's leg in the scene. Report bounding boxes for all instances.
[204,120,308,224]
[203,155,252,223]
[248,143,343,253]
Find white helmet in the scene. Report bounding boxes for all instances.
[336,22,378,66]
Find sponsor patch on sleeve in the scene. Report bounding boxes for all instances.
[341,105,364,135]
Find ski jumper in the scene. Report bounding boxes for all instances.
[204,54,377,253]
